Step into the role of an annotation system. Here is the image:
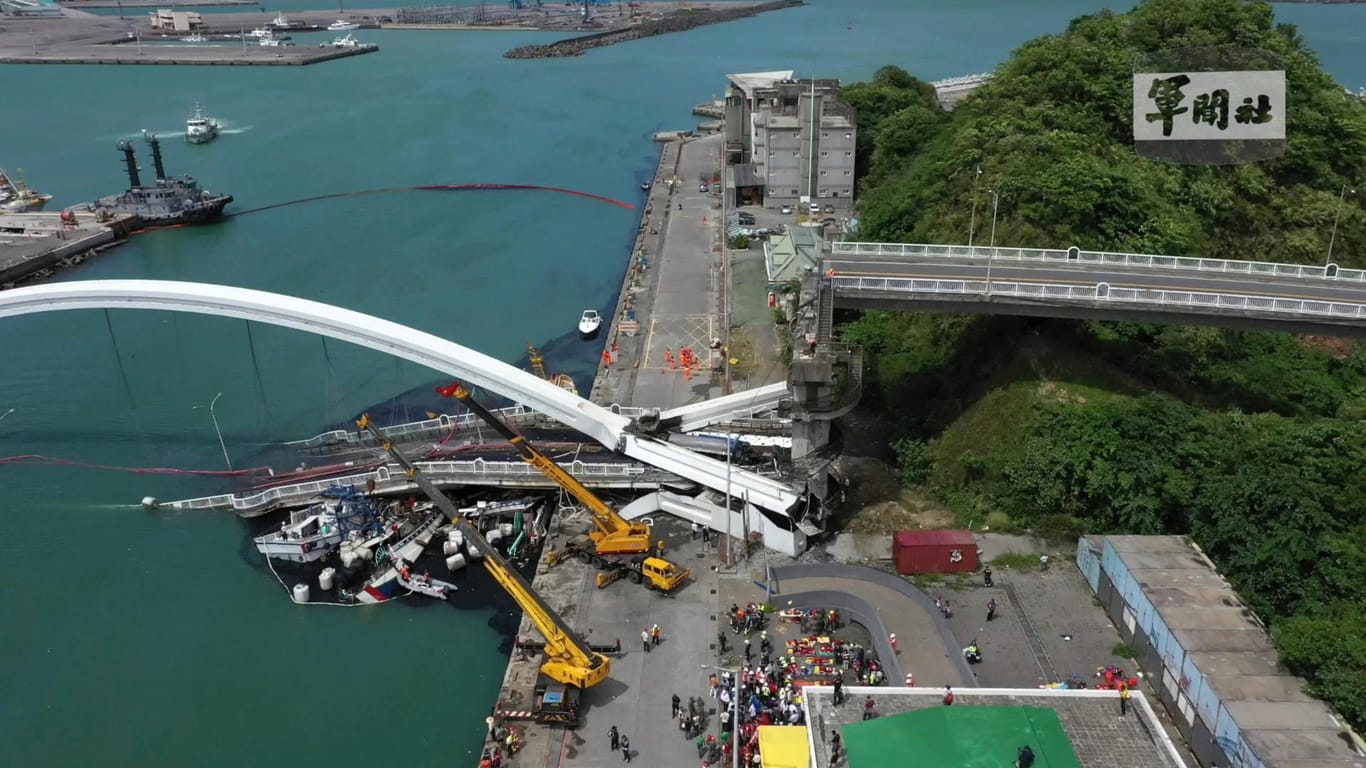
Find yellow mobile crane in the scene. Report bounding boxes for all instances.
[357,413,609,726]
[435,381,691,593]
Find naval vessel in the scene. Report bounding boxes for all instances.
[68,131,232,225]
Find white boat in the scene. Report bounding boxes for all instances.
[180,32,207,43]
[578,309,602,338]
[185,103,219,144]
[258,34,292,47]
[255,502,345,563]
[247,26,272,38]
[0,168,53,213]
[327,19,359,31]
[321,33,362,48]
[269,13,294,29]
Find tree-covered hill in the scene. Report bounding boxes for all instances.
[837,0,1366,731]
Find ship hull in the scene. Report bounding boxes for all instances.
[70,193,233,226]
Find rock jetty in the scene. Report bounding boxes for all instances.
[504,0,804,59]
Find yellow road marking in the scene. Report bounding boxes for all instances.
[831,269,1366,304]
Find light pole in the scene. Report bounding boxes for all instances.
[1327,185,1356,267]
[702,664,742,768]
[194,392,232,471]
[986,189,1000,296]
[966,165,982,249]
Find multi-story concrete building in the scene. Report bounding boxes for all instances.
[723,72,857,211]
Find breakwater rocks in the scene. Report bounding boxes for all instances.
[504,0,804,59]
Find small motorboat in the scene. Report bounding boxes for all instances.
[321,33,362,48]
[328,19,360,31]
[640,181,651,192]
[578,310,602,339]
[180,32,208,43]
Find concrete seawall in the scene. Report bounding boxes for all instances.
[587,138,684,406]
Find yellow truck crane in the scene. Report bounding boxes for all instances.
[357,413,609,726]
[435,381,691,593]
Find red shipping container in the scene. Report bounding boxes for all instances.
[893,530,978,575]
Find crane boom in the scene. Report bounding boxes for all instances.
[437,382,651,555]
[356,414,609,690]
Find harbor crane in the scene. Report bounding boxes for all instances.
[356,413,610,723]
[435,382,691,592]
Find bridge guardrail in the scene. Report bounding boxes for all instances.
[830,242,1366,283]
[831,276,1366,321]
[284,405,536,449]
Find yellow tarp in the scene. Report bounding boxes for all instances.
[758,725,810,768]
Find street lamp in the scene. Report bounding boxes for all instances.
[194,392,232,471]
[986,189,1000,296]
[702,663,742,768]
[966,165,982,249]
[1327,185,1357,267]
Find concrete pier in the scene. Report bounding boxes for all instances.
[0,211,136,287]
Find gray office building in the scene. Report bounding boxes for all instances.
[723,72,857,211]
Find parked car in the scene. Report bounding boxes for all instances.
[779,204,793,214]
[699,183,709,193]
[823,204,835,214]
[736,214,756,225]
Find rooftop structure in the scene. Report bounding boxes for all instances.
[148,8,204,31]
[1078,535,1366,768]
[1,0,62,17]
[804,687,1187,768]
[763,226,823,283]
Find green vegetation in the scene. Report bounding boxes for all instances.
[1113,643,1137,660]
[838,0,1366,730]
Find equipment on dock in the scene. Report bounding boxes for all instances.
[356,413,609,725]
[435,382,691,593]
[527,345,579,397]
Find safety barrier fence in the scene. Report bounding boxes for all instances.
[830,242,1366,282]
[284,405,537,449]
[163,459,669,515]
[831,276,1366,321]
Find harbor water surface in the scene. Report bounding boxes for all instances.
[3,1,1364,764]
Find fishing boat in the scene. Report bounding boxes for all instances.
[578,309,602,339]
[0,168,52,213]
[185,103,219,144]
[253,486,383,563]
[327,19,359,31]
[353,511,444,604]
[640,181,651,191]
[180,32,208,43]
[320,33,362,49]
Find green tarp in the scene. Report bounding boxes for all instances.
[841,706,1083,768]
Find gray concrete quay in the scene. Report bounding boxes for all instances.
[0,211,134,286]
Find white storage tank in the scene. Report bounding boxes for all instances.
[318,567,336,591]
[448,530,465,549]
[442,539,461,556]
[446,553,467,572]
[466,542,484,560]
[498,523,514,536]
[292,583,311,603]
[486,529,504,546]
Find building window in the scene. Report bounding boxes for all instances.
[822,132,829,139]
[845,151,852,157]
[820,151,829,158]
[819,170,827,176]
[843,170,851,176]
[791,189,799,195]
[819,189,828,196]
[845,133,852,139]
[769,151,775,157]
[792,151,799,157]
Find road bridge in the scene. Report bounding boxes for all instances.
[825,243,1366,338]
[0,280,810,555]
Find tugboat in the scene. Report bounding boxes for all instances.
[67,131,232,225]
[0,168,52,213]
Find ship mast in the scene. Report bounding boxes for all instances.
[118,142,142,189]
[143,131,167,182]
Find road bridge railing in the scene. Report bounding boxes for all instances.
[830,242,1365,282]
[284,405,540,451]
[831,275,1366,322]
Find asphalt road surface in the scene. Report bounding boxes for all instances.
[824,256,1366,305]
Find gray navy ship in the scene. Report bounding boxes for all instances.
[69,131,232,225]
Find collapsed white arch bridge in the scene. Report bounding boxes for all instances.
[0,280,809,555]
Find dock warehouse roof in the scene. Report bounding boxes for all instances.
[726,71,796,99]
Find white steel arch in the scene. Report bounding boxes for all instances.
[0,280,802,521]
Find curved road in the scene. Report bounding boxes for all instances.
[823,256,1366,304]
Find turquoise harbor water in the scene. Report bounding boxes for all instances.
[2,1,1363,764]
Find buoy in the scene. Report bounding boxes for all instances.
[340,549,358,569]
[442,539,461,556]
[446,553,467,572]
[448,530,464,549]
[292,583,311,603]
[319,567,336,591]
[466,542,484,560]
[140,496,159,510]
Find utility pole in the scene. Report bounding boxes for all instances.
[1327,185,1356,267]
[987,189,1000,296]
[967,165,982,248]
